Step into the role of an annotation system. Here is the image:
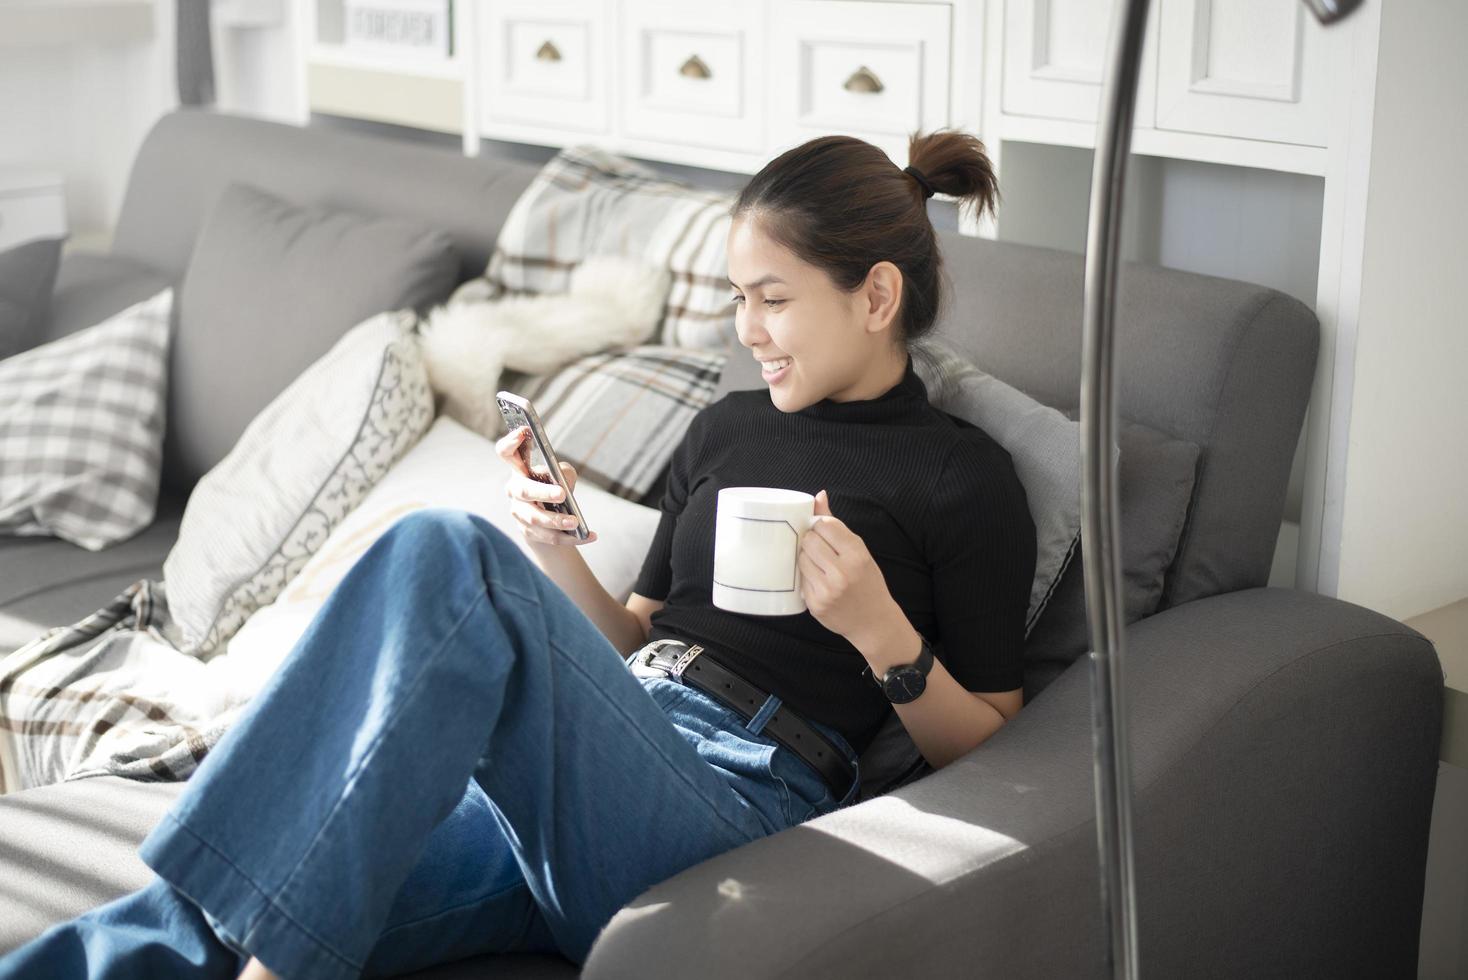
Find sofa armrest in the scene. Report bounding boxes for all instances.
[582,587,1444,979]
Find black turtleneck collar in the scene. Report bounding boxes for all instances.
[793,355,929,423]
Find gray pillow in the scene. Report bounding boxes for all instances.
[0,237,65,360]
[1022,412,1201,702]
[165,181,458,490]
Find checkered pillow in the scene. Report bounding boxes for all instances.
[457,145,738,351]
[499,345,727,500]
[0,288,172,550]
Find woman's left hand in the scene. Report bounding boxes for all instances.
[798,490,902,646]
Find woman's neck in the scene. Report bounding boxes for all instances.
[828,346,910,403]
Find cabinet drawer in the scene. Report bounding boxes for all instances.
[769,0,952,165]
[619,0,765,154]
[0,183,67,251]
[1001,0,1157,127]
[1154,0,1330,147]
[478,0,612,135]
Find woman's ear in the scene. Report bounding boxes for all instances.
[862,261,904,336]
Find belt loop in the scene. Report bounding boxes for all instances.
[746,694,782,735]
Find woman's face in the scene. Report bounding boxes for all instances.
[726,215,905,413]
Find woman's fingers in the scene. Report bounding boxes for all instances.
[509,473,565,504]
[495,426,531,477]
[800,526,839,573]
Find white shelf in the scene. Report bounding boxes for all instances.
[0,0,153,46]
[307,43,464,81]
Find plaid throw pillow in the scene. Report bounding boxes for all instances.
[457,145,737,351]
[0,288,172,550]
[500,345,727,500]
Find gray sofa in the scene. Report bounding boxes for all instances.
[0,110,1444,978]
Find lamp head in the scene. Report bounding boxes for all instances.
[1301,0,1365,25]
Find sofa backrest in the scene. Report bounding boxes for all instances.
[929,233,1318,610]
[110,111,1318,612]
[112,109,537,287]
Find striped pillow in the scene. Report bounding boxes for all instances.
[499,346,727,501]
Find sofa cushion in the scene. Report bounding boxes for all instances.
[0,236,64,359]
[165,181,458,491]
[0,289,174,551]
[45,251,174,344]
[220,415,663,696]
[0,493,185,657]
[163,310,435,658]
[0,777,576,977]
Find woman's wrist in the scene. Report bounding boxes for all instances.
[850,601,922,676]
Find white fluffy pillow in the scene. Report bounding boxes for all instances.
[218,414,662,693]
[163,310,434,657]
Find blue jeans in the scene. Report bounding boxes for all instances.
[0,508,861,979]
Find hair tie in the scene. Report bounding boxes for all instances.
[903,165,936,200]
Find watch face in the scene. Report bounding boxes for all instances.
[884,668,927,704]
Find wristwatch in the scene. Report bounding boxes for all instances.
[863,635,935,704]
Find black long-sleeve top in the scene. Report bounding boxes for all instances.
[632,357,1036,756]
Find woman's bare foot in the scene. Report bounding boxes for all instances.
[237,957,280,980]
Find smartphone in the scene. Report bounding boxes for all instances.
[495,391,592,541]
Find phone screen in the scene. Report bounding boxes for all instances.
[498,399,576,519]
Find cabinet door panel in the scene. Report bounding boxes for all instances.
[478,0,611,134]
[1155,0,1328,146]
[620,0,765,153]
[769,0,951,165]
[1002,0,1157,126]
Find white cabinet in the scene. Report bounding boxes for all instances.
[477,0,614,136]
[1154,0,1330,147]
[1002,0,1157,127]
[618,0,766,155]
[768,0,953,165]
[996,0,1330,164]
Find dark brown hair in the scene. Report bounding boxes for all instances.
[730,128,999,347]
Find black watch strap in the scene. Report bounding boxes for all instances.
[863,635,934,704]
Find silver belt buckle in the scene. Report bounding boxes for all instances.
[626,639,681,679]
[626,639,703,682]
[668,643,704,683]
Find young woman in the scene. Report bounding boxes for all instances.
[0,129,1035,980]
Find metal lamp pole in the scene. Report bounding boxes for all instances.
[1080,1,1364,977]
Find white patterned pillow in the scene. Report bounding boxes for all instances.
[163,309,434,657]
[0,288,172,550]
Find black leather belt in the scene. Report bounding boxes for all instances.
[626,638,856,800]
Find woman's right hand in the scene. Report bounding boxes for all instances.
[495,426,599,547]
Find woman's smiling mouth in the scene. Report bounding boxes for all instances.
[759,357,792,384]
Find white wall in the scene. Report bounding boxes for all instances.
[0,0,299,246]
[0,0,177,244]
[1336,0,1468,622]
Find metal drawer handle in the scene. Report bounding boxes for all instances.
[536,40,561,62]
[843,65,883,94]
[679,54,711,80]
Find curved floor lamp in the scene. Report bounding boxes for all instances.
[1080,1,1363,976]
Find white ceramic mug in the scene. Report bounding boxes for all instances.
[711,487,816,616]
